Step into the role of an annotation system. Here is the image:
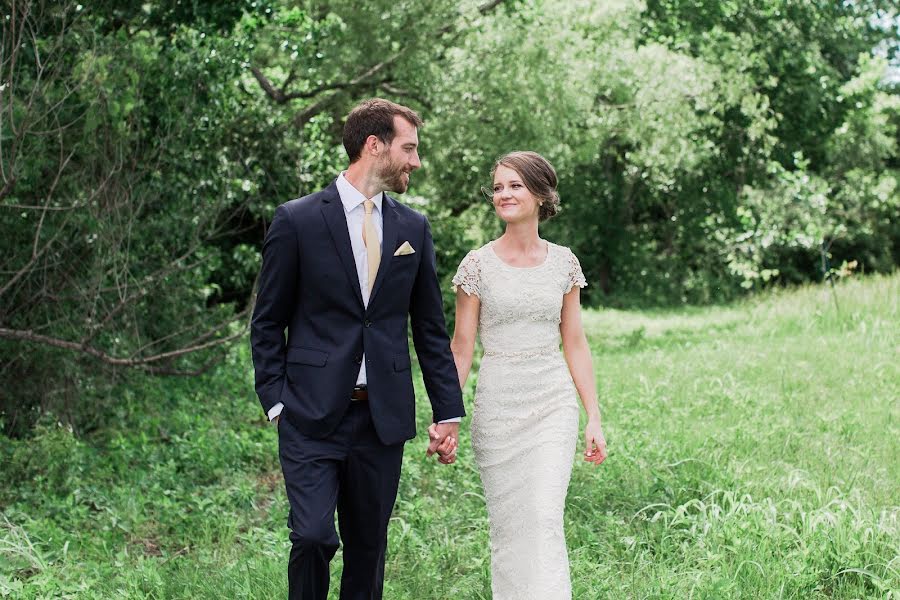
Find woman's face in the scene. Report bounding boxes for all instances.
[492,165,540,224]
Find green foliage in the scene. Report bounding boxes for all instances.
[1,274,897,598]
[1,420,87,501]
[4,3,898,594]
[2,0,899,434]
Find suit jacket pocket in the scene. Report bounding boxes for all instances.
[390,253,419,274]
[393,353,411,372]
[286,346,328,367]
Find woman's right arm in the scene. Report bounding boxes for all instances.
[450,289,480,389]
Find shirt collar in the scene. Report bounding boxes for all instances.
[336,172,383,214]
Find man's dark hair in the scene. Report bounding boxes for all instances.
[343,98,423,163]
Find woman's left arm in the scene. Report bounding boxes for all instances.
[560,287,607,466]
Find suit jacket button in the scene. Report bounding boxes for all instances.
[364,320,372,327]
[354,356,362,364]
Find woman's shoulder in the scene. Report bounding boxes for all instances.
[454,243,490,273]
[463,242,493,261]
[546,240,578,259]
[453,243,493,297]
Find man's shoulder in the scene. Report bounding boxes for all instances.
[386,195,428,225]
[279,182,339,216]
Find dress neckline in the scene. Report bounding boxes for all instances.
[488,240,551,270]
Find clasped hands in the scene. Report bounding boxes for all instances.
[426,422,459,465]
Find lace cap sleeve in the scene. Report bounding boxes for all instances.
[452,251,482,298]
[564,249,587,293]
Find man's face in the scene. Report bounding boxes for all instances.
[376,116,421,193]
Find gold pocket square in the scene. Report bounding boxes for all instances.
[393,241,416,256]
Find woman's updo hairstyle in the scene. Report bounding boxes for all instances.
[491,151,561,222]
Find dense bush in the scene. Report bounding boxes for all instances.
[1,0,897,432]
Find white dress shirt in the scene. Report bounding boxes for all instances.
[268,173,460,424]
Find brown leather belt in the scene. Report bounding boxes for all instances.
[350,386,368,401]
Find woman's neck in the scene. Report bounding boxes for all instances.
[499,220,541,251]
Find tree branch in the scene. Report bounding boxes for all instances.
[378,82,433,111]
[0,177,15,202]
[252,1,508,126]
[0,324,246,369]
[477,0,505,13]
[250,66,286,103]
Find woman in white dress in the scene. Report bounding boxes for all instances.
[450,151,607,599]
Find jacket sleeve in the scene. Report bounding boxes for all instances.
[409,217,465,423]
[250,204,298,414]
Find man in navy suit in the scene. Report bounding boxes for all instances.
[250,98,465,599]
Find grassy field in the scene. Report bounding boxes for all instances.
[1,273,898,598]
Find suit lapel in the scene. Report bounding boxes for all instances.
[320,182,365,308]
[368,193,399,307]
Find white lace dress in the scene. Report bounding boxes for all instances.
[453,240,587,600]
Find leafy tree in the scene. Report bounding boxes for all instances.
[0,1,267,432]
[1,0,897,434]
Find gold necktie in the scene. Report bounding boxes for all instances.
[362,199,380,294]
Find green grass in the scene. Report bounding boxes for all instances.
[2,273,898,598]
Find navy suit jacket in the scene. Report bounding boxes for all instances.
[250,181,465,445]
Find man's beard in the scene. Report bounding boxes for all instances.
[377,158,410,194]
